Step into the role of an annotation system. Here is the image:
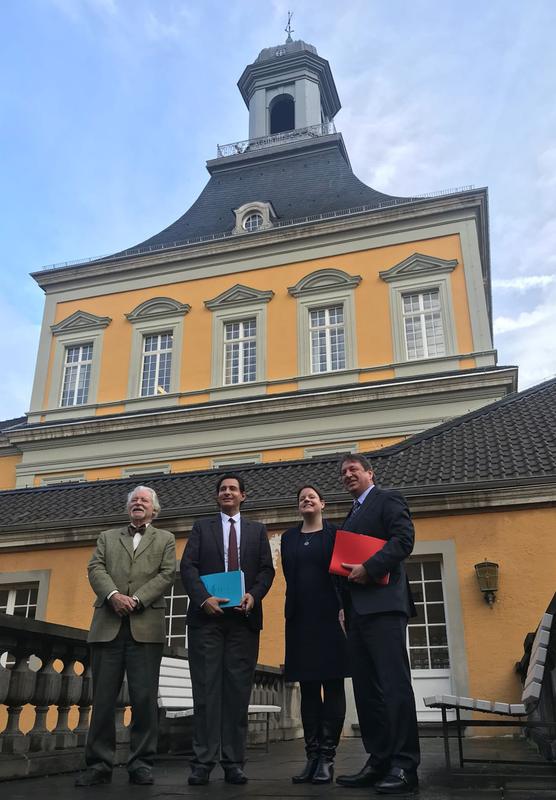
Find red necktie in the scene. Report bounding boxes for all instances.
[228,518,239,571]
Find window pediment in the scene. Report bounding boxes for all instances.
[379,253,458,283]
[288,268,361,298]
[205,284,274,311]
[126,297,191,322]
[233,201,275,235]
[51,310,112,335]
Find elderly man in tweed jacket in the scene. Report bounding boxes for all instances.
[75,485,175,788]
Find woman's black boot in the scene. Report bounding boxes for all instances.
[292,714,320,783]
[311,718,343,784]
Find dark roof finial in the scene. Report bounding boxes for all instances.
[285,10,294,44]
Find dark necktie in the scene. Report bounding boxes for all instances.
[346,500,361,520]
[228,518,239,571]
[128,524,146,536]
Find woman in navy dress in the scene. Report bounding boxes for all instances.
[281,484,349,784]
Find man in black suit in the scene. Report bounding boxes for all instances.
[336,454,420,795]
[180,473,275,786]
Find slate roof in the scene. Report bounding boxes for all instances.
[0,377,554,531]
[0,416,26,433]
[123,140,405,254]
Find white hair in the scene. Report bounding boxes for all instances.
[126,485,160,518]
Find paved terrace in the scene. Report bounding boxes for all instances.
[2,737,556,800]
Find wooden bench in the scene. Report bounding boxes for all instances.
[158,656,281,752]
[423,611,554,768]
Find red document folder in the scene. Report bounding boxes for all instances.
[329,530,390,585]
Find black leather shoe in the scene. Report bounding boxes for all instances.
[292,756,319,783]
[336,761,386,787]
[374,767,419,794]
[188,766,210,786]
[75,768,112,787]
[129,767,154,785]
[224,766,248,785]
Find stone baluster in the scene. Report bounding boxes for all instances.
[53,658,82,749]
[0,659,11,706]
[0,652,37,754]
[74,662,93,748]
[29,655,63,752]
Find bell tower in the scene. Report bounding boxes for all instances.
[238,37,341,141]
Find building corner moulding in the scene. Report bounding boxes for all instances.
[50,310,112,335]
[288,268,362,297]
[379,253,458,283]
[125,297,191,322]
[205,284,274,310]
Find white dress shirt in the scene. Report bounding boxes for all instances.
[220,511,241,570]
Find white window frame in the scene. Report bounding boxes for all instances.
[232,201,275,235]
[289,270,360,386]
[206,285,273,393]
[401,289,446,361]
[309,304,347,374]
[164,572,188,649]
[0,570,50,621]
[59,341,94,407]
[379,254,458,366]
[126,298,190,402]
[223,317,257,385]
[139,330,174,397]
[49,311,110,413]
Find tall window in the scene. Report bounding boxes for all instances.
[310,305,346,373]
[406,560,450,670]
[60,343,93,406]
[223,318,257,385]
[0,584,38,666]
[164,576,188,648]
[402,290,445,360]
[140,331,173,396]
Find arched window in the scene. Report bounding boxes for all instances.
[243,213,263,232]
[270,94,295,134]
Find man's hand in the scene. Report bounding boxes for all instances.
[108,592,137,617]
[342,563,370,585]
[235,593,255,615]
[202,596,229,616]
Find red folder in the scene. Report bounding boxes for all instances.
[329,530,389,585]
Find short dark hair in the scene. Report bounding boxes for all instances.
[296,484,324,502]
[216,472,245,494]
[339,453,373,472]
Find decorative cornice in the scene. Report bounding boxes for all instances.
[205,284,274,310]
[51,310,112,335]
[288,268,362,297]
[379,253,458,283]
[125,296,191,322]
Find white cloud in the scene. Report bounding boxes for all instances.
[493,275,556,290]
[494,307,553,334]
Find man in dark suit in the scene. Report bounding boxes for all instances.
[335,455,420,795]
[75,486,176,787]
[180,473,275,786]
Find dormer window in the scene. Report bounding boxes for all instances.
[233,202,275,235]
[243,213,263,232]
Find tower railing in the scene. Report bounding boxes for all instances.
[216,121,336,158]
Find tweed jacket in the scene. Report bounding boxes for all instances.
[87,523,176,644]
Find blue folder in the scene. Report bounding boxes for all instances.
[200,570,245,608]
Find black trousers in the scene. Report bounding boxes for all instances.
[188,614,260,769]
[86,619,163,774]
[348,610,420,772]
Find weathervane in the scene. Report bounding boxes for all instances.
[285,11,294,43]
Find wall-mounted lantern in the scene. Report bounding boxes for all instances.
[474,560,499,607]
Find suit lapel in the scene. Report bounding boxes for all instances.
[239,517,250,568]
[134,525,155,560]
[119,527,134,560]
[211,517,225,564]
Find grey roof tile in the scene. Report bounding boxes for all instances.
[0,377,554,530]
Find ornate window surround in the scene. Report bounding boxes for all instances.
[125,297,191,400]
[379,253,458,364]
[205,284,274,392]
[288,268,361,382]
[232,201,275,235]
[0,569,51,621]
[48,310,111,410]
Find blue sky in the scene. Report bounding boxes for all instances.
[1,0,555,419]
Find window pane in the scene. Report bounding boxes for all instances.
[406,562,422,581]
[430,648,450,669]
[413,603,425,624]
[429,626,448,647]
[427,603,446,624]
[408,626,427,647]
[425,582,443,602]
[409,648,430,669]
[423,562,441,580]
